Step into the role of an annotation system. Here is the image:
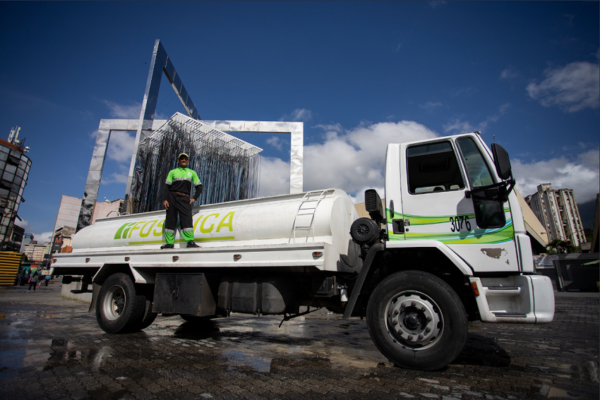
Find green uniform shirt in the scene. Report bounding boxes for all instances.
[165,168,202,200]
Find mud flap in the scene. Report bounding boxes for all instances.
[88,282,102,313]
[343,242,385,319]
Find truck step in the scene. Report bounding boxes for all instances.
[487,286,519,290]
[70,290,93,294]
[493,312,527,318]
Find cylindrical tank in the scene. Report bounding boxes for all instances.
[72,189,359,259]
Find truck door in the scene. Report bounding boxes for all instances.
[398,137,519,273]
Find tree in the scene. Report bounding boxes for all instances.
[546,239,577,254]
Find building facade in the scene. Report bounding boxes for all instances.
[53,195,123,234]
[0,137,32,251]
[525,183,586,247]
[23,243,49,262]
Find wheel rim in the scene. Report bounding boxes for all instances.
[384,290,444,351]
[103,285,126,321]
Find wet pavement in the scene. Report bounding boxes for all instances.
[0,282,598,400]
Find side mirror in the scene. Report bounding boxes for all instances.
[491,143,512,180]
[365,189,384,225]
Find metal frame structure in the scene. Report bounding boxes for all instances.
[77,39,304,231]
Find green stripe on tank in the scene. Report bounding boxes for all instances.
[128,236,235,245]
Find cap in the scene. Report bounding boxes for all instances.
[178,153,189,159]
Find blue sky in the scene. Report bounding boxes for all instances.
[0,1,598,241]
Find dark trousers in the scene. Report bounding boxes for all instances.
[165,191,194,244]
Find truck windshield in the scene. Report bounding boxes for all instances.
[457,137,505,229]
[456,138,494,188]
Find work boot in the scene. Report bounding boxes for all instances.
[160,244,174,249]
[187,241,199,248]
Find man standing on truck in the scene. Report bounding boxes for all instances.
[161,153,203,249]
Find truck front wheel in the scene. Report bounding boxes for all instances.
[96,273,147,333]
[366,270,467,371]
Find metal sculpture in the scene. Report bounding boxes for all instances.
[131,113,262,213]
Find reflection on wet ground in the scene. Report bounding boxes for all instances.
[0,284,598,399]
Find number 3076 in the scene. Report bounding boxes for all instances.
[450,216,471,232]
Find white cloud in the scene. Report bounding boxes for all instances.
[257,121,438,199]
[303,121,438,194]
[393,41,405,52]
[258,156,290,197]
[488,102,510,123]
[513,149,599,203]
[452,87,477,97]
[419,101,443,111]
[33,231,53,243]
[102,171,129,185]
[500,66,520,80]
[280,108,312,122]
[266,136,284,151]
[314,123,343,133]
[526,60,600,112]
[106,132,136,163]
[349,186,385,204]
[100,162,130,185]
[443,119,476,134]
[16,219,29,229]
[444,103,510,134]
[103,100,142,119]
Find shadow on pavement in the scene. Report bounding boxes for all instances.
[452,333,511,367]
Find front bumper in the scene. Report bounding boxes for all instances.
[469,274,555,324]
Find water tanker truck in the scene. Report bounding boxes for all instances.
[51,132,555,370]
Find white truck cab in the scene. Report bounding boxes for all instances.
[382,133,554,323]
[52,132,554,371]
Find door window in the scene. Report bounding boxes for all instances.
[406,141,465,194]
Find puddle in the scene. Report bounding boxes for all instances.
[0,302,392,379]
[224,349,272,372]
[0,349,26,378]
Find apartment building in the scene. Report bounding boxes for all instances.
[525,183,586,247]
[23,243,49,262]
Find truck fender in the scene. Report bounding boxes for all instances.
[386,240,475,276]
[343,242,385,319]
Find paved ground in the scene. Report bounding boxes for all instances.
[0,282,598,400]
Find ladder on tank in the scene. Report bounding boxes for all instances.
[290,190,331,243]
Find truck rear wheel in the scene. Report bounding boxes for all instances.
[366,270,467,371]
[96,273,147,333]
[138,300,157,330]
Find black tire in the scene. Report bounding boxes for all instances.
[96,273,147,333]
[366,270,467,371]
[138,300,158,330]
